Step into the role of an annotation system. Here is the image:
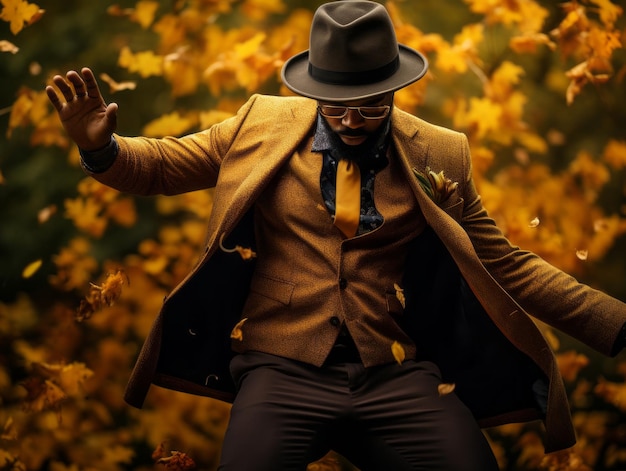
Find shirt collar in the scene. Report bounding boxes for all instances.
[311,114,391,172]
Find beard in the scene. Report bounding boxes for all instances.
[325,115,391,164]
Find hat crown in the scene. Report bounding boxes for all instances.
[309,1,399,76]
[280,0,428,101]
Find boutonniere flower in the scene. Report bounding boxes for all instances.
[412,167,458,204]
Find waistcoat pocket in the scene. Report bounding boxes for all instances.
[249,273,295,306]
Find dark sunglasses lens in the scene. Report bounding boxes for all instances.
[320,106,346,117]
[359,107,388,118]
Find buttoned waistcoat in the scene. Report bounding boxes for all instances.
[88,94,626,453]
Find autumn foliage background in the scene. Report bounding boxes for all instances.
[1,0,626,469]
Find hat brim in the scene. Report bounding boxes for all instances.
[281,44,428,102]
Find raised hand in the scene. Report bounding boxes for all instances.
[45,67,118,151]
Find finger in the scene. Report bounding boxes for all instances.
[67,70,87,98]
[45,85,64,112]
[52,73,76,102]
[81,67,103,100]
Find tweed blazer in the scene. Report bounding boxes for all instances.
[88,94,626,453]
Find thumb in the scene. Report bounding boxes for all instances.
[105,102,118,132]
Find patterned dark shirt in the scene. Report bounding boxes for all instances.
[311,114,390,235]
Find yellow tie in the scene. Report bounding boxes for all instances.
[334,159,361,238]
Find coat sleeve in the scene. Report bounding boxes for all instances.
[84,95,262,196]
[453,136,626,357]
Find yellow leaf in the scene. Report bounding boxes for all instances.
[391,341,405,365]
[602,140,626,169]
[22,259,42,278]
[438,383,455,396]
[0,0,42,35]
[64,196,107,238]
[142,111,197,138]
[230,318,247,341]
[234,32,266,60]
[118,46,163,78]
[96,270,128,306]
[393,283,406,309]
[0,39,18,53]
[99,73,137,93]
[130,0,159,29]
[37,204,57,224]
[590,0,623,27]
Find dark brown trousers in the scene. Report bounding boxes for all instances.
[218,350,498,471]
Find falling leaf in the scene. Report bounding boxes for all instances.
[38,204,57,223]
[0,39,19,53]
[130,0,159,29]
[529,217,540,228]
[438,383,456,396]
[576,249,588,260]
[0,0,43,35]
[99,73,137,93]
[156,451,197,470]
[394,283,406,309]
[230,318,247,341]
[22,259,42,278]
[391,341,405,365]
[76,270,128,321]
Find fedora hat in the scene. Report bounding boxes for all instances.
[281,0,428,102]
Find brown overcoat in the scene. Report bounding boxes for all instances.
[87,94,626,453]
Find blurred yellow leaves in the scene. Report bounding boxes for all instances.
[21,361,94,413]
[118,46,163,78]
[7,88,68,147]
[551,0,624,104]
[594,377,626,412]
[0,0,43,35]
[64,178,137,238]
[142,111,197,138]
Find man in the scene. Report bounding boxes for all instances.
[46,1,626,470]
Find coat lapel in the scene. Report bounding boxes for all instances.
[207,98,318,248]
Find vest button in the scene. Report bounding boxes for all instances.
[329,316,340,327]
[339,278,348,289]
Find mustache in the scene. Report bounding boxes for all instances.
[337,128,370,138]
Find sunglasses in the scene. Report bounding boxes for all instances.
[317,104,391,120]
